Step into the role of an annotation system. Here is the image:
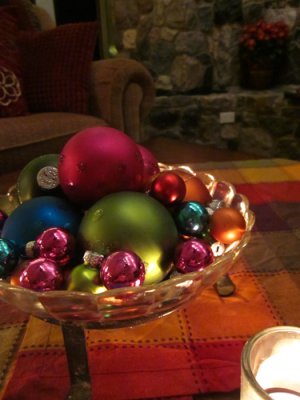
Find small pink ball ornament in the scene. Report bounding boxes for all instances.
[34,227,75,267]
[174,238,214,273]
[18,257,63,291]
[100,250,145,290]
[58,126,144,207]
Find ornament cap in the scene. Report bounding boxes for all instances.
[36,166,59,190]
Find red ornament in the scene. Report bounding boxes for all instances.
[34,227,75,267]
[210,207,246,244]
[150,171,186,206]
[0,210,7,231]
[58,127,144,207]
[100,250,145,289]
[137,144,160,191]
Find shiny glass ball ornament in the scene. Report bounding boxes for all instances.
[100,250,145,290]
[137,144,160,191]
[150,171,186,206]
[67,263,106,294]
[78,191,178,285]
[0,238,20,278]
[34,227,75,267]
[18,257,63,291]
[210,207,246,245]
[1,196,82,253]
[16,154,59,203]
[58,126,144,208]
[0,210,7,231]
[174,238,214,273]
[174,201,210,237]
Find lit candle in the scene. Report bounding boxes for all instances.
[240,326,300,400]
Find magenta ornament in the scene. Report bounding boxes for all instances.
[58,126,144,207]
[34,227,75,267]
[100,250,145,290]
[174,238,214,273]
[0,210,7,231]
[137,144,160,190]
[19,257,63,291]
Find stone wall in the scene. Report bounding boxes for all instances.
[110,0,300,159]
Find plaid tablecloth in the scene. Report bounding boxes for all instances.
[1,158,300,400]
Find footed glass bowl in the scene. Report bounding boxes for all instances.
[0,165,255,399]
[0,165,255,330]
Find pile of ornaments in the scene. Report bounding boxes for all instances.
[0,127,246,294]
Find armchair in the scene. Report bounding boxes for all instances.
[0,5,155,173]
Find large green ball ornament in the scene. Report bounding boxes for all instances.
[78,192,179,285]
[16,154,59,203]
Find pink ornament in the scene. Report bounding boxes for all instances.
[174,238,214,273]
[58,127,144,207]
[34,227,75,267]
[19,257,63,291]
[150,171,186,206]
[0,210,7,231]
[100,250,145,290]
[137,144,160,191]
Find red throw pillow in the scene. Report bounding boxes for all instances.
[0,6,29,117]
[18,22,98,114]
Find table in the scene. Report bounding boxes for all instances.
[1,138,300,400]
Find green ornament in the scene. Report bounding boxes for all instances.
[16,154,59,203]
[67,263,106,294]
[78,191,179,285]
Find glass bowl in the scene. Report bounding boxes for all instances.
[0,164,255,330]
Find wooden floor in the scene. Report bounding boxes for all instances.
[142,137,258,164]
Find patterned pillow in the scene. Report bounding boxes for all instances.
[0,7,29,117]
[0,0,41,30]
[18,22,98,114]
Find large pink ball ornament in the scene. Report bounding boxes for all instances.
[58,127,144,207]
[137,144,160,190]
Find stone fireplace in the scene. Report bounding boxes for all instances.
[110,0,300,159]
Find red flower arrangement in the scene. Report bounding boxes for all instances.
[240,19,290,69]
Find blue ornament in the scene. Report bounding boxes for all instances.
[174,201,209,237]
[1,196,82,253]
[0,238,20,278]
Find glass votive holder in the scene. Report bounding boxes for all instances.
[240,326,300,399]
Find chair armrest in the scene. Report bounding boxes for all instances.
[88,58,155,142]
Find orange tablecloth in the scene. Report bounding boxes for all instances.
[1,158,300,399]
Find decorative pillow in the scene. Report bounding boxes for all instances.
[18,22,98,114]
[0,0,41,31]
[0,7,29,118]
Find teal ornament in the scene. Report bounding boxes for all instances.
[0,238,20,278]
[16,154,59,203]
[174,201,209,237]
[78,191,179,285]
[1,196,82,254]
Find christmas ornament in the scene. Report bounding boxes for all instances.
[174,238,214,273]
[10,263,27,286]
[34,227,75,267]
[0,185,19,216]
[174,169,212,205]
[0,210,7,231]
[0,238,20,278]
[16,154,59,203]
[67,263,106,294]
[210,207,246,244]
[1,196,81,253]
[83,250,104,268]
[18,257,63,291]
[150,171,186,206]
[174,201,209,237]
[137,144,160,190]
[100,250,145,289]
[58,126,144,207]
[78,191,178,284]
